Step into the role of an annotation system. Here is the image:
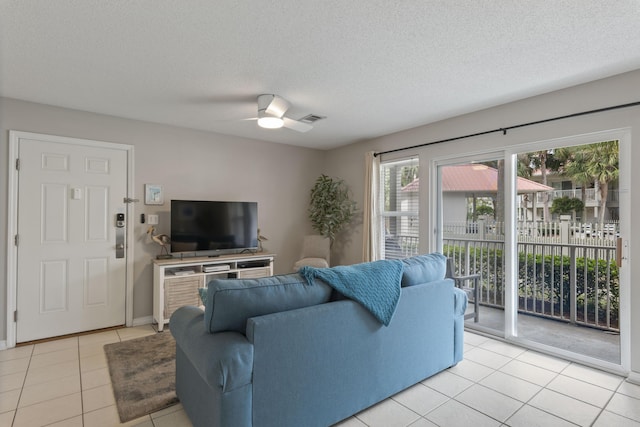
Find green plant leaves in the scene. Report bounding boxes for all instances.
[308,174,357,242]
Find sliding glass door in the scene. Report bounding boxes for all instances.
[511,139,623,365]
[435,131,628,369]
[437,155,506,337]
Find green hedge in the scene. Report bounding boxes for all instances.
[444,245,619,327]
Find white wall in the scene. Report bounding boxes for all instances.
[443,194,469,224]
[3,70,639,377]
[325,70,640,376]
[0,97,325,341]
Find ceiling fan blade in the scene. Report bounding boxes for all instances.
[258,94,291,118]
[282,117,313,133]
[211,117,257,123]
[265,95,291,117]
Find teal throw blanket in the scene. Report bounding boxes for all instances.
[299,260,403,326]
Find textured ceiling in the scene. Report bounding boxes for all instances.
[2,1,640,150]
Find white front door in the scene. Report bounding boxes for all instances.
[15,134,129,342]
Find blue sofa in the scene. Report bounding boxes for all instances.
[170,253,467,427]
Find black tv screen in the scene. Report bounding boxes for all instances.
[170,200,258,254]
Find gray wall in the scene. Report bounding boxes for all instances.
[325,70,640,377]
[0,97,324,340]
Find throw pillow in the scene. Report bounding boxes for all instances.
[401,252,447,287]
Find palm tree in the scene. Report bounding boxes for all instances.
[523,150,562,221]
[560,148,592,220]
[584,140,619,227]
[480,159,504,223]
[517,153,534,178]
[487,153,546,224]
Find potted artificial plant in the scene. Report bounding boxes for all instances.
[308,174,357,244]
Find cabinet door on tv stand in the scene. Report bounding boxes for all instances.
[164,276,203,319]
[237,267,272,279]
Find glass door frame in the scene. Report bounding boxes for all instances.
[432,150,508,338]
[431,128,631,374]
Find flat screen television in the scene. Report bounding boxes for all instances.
[170,200,258,256]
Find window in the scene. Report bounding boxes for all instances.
[380,158,419,259]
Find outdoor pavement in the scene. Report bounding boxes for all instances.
[465,305,620,364]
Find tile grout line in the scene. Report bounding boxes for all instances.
[512,368,567,425]
[590,380,640,426]
[4,328,160,427]
[421,339,510,425]
[7,329,628,427]
[491,350,618,425]
[11,344,34,427]
[77,337,85,427]
[456,350,530,426]
[456,335,629,425]
[388,389,435,425]
[451,340,583,426]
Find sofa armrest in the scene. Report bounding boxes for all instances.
[453,287,468,316]
[170,306,254,392]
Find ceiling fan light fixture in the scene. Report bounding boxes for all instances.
[257,115,284,129]
[255,94,314,132]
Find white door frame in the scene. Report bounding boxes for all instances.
[502,128,631,374]
[430,128,631,374]
[6,131,135,348]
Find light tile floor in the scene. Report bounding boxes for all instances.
[1,326,639,426]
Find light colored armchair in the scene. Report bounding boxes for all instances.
[293,235,330,271]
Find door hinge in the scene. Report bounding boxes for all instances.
[14,234,18,246]
[15,158,20,171]
[14,310,17,322]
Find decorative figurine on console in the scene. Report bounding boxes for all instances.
[147,226,172,259]
[257,228,268,252]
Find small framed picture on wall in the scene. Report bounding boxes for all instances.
[145,184,164,205]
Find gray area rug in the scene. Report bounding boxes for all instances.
[104,332,179,423]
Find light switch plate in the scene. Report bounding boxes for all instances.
[147,214,159,225]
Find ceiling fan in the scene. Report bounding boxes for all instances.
[255,94,322,133]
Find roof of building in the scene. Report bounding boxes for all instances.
[402,164,553,194]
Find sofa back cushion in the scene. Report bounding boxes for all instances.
[204,273,332,334]
[401,252,447,287]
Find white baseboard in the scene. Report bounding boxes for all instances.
[0,319,155,352]
[132,315,153,327]
[626,371,640,385]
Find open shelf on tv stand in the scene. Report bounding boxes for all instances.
[152,253,275,331]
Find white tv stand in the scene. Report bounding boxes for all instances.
[153,253,275,331]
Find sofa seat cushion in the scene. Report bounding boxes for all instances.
[204,273,332,334]
[401,252,447,287]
